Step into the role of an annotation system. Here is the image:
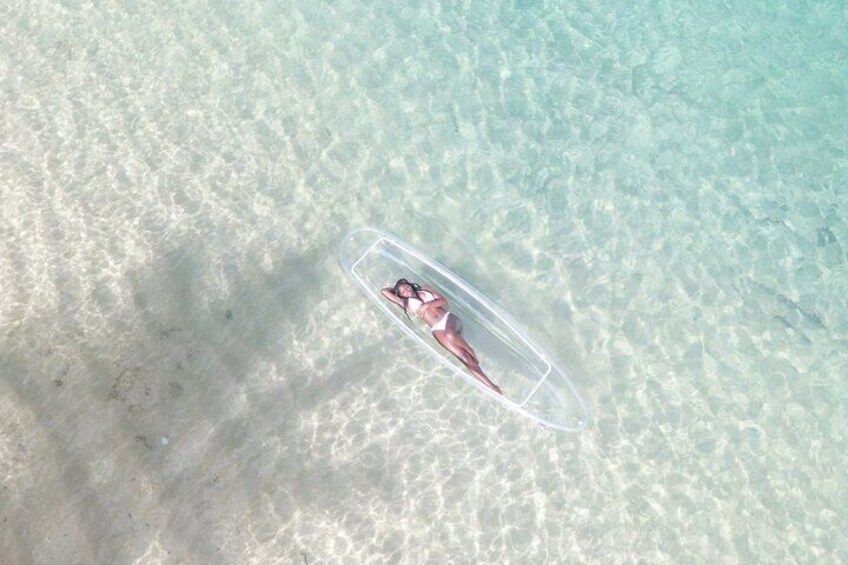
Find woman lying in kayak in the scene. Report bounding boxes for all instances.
[381,278,503,395]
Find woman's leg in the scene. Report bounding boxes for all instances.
[433,330,502,395]
[444,314,479,363]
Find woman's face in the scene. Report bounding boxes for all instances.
[396,283,414,298]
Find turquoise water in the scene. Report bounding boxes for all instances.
[1,0,845,563]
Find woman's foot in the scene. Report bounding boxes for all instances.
[472,368,502,395]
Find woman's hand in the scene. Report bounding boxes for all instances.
[419,297,447,312]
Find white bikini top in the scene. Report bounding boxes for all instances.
[406,290,435,313]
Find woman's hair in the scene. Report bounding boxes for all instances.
[394,278,422,321]
[393,278,420,294]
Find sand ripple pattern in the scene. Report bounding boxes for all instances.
[1,0,846,563]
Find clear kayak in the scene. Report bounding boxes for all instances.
[338,227,589,432]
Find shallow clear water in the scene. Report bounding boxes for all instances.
[1,1,845,563]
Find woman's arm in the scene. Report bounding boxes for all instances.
[417,285,447,311]
[419,297,447,312]
[381,288,405,308]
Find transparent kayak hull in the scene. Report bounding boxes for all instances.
[338,227,589,432]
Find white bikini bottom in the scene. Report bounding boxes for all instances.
[430,312,451,333]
